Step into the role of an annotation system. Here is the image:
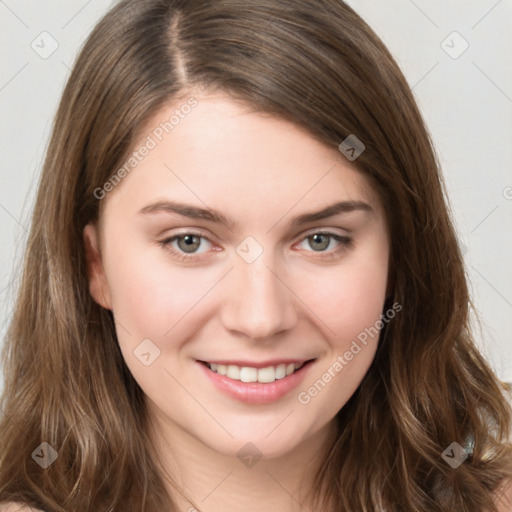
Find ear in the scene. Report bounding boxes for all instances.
[83,223,112,310]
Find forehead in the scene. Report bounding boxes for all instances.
[100,91,383,225]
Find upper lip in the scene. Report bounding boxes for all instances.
[198,358,315,369]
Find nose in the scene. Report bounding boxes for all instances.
[220,252,298,341]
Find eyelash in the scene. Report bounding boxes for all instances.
[158,230,353,262]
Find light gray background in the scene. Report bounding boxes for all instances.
[1,0,511,399]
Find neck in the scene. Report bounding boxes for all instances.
[147,405,338,512]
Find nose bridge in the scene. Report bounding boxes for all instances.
[220,244,297,339]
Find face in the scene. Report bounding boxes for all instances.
[84,91,390,460]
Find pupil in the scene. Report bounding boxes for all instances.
[311,234,328,251]
[180,235,199,252]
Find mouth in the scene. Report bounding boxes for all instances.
[196,358,316,405]
[198,360,311,384]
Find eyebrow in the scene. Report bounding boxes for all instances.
[138,199,373,229]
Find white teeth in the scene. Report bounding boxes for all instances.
[275,364,286,380]
[257,366,276,383]
[240,366,258,383]
[226,365,240,380]
[207,361,306,383]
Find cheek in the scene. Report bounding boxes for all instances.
[101,246,230,401]
[303,254,389,345]
[295,268,386,420]
[294,247,388,408]
[104,240,214,336]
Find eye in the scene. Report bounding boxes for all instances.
[159,232,213,260]
[159,230,353,262]
[296,231,353,257]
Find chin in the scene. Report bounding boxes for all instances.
[200,417,323,462]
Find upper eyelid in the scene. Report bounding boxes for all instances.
[163,226,348,241]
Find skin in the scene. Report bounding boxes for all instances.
[83,90,390,511]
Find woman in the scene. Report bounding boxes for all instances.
[1,0,511,510]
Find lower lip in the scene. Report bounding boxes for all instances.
[197,360,314,405]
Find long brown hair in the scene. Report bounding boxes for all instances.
[1,0,511,510]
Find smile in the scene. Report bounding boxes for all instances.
[197,359,316,404]
[204,361,306,383]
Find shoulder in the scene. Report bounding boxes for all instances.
[0,503,44,512]
[494,478,512,512]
